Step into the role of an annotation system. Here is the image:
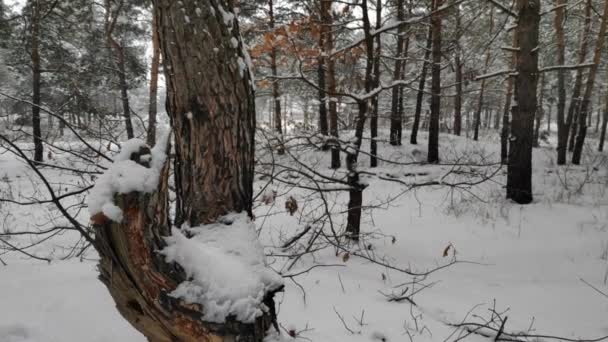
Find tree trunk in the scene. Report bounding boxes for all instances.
[346,0,374,240]
[105,0,134,140]
[427,0,443,164]
[321,0,341,169]
[31,0,43,163]
[390,0,405,145]
[572,0,608,164]
[566,0,592,154]
[147,6,160,146]
[533,72,545,147]
[453,8,463,136]
[501,31,517,165]
[317,56,329,144]
[269,0,283,154]
[554,0,568,164]
[370,0,381,168]
[599,89,608,152]
[268,0,279,133]
[595,97,601,133]
[454,54,463,136]
[507,0,540,205]
[474,7,493,141]
[411,25,432,145]
[93,2,279,341]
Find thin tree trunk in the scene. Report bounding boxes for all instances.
[346,0,374,240]
[411,25,432,145]
[105,0,134,140]
[322,0,340,168]
[93,2,279,341]
[269,0,283,154]
[534,72,545,147]
[453,7,463,136]
[572,0,608,164]
[507,0,540,204]
[31,0,43,163]
[599,89,608,152]
[501,30,517,165]
[427,0,443,164]
[474,7,493,141]
[554,0,568,164]
[454,54,463,136]
[147,6,160,146]
[317,54,328,144]
[390,0,405,145]
[596,97,602,133]
[567,0,592,153]
[370,0,381,168]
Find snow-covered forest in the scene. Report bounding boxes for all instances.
[0,0,607,341]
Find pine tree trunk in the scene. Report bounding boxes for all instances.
[346,0,374,240]
[93,2,279,340]
[411,25,432,145]
[554,0,568,164]
[572,0,608,164]
[147,6,160,146]
[427,0,443,164]
[105,0,134,140]
[317,55,329,143]
[507,0,540,204]
[566,0,592,154]
[269,0,283,155]
[321,0,341,169]
[474,7,493,141]
[454,54,463,136]
[390,0,406,145]
[599,90,608,152]
[453,9,463,136]
[370,0,381,168]
[31,0,43,163]
[501,31,517,165]
[534,73,545,147]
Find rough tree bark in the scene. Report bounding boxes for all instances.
[427,0,443,164]
[571,0,608,164]
[507,0,540,204]
[411,25,432,145]
[93,1,279,341]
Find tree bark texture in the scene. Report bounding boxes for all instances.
[507,0,540,204]
[94,2,279,340]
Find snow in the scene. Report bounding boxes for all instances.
[161,213,283,323]
[1,128,607,342]
[87,131,169,221]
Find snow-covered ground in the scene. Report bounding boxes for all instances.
[1,129,607,342]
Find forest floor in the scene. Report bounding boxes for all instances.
[0,128,607,342]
